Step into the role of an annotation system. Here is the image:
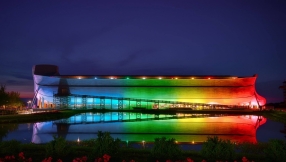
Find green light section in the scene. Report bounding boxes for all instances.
[121,79,208,103]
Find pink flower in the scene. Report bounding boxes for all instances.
[5,156,10,160]
[102,154,111,162]
[103,154,111,160]
[19,152,25,159]
[42,157,53,162]
[242,156,249,162]
[82,156,88,162]
[186,157,194,162]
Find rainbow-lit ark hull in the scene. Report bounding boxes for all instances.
[32,65,266,108]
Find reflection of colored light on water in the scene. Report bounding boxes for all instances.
[32,115,267,144]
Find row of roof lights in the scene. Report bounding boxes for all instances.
[77,77,237,79]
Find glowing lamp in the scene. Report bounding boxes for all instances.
[142,140,145,148]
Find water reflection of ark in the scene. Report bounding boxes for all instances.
[32,113,266,144]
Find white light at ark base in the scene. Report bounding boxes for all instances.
[142,140,145,147]
[27,100,31,108]
[77,137,80,143]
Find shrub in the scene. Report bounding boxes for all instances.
[45,136,71,159]
[200,136,235,161]
[0,140,21,156]
[151,137,182,161]
[80,138,97,147]
[236,141,268,158]
[264,139,286,162]
[92,131,121,158]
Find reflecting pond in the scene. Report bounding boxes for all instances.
[1,113,285,144]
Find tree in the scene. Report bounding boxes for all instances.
[0,85,8,107]
[0,85,24,108]
[7,91,23,108]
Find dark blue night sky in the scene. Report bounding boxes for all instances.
[0,0,285,102]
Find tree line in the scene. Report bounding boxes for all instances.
[0,85,24,108]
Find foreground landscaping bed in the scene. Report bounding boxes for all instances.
[1,133,286,162]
